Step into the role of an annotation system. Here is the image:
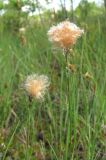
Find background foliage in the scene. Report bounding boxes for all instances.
[0,0,106,160]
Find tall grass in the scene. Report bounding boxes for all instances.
[0,18,106,160]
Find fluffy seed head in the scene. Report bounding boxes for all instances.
[24,74,50,100]
[48,21,84,49]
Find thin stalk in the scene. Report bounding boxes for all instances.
[64,48,72,159]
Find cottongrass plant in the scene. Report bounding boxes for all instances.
[24,74,50,101]
[20,74,50,160]
[48,20,85,159]
[48,20,84,61]
[48,21,84,48]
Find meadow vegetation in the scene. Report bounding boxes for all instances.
[0,0,106,160]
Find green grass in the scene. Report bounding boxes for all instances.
[0,18,106,160]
